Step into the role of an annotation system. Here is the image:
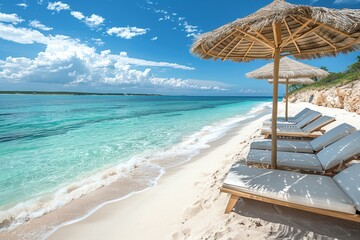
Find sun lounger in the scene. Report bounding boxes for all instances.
[251,123,356,153]
[221,163,360,222]
[264,108,311,125]
[263,110,321,128]
[261,115,335,139]
[246,130,360,172]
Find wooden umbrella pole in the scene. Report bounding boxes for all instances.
[271,48,280,169]
[271,20,282,169]
[285,79,289,121]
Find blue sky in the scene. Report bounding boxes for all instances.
[0,0,359,96]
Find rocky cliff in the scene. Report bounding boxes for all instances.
[289,80,360,114]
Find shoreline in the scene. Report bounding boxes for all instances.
[49,102,360,240]
[0,102,271,240]
[49,103,272,240]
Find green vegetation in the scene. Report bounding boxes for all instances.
[290,56,360,95]
[0,91,161,96]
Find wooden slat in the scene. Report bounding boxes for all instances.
[223,38,244,61]
[200,42,207,55]
[254,29,275,49]
[314,32,337,50]
[293,41,358,56]
[242,42,255,60]
[216,37,238,57]
[235,28,274,50]
[220,188,360,222]
[284,18,301,53]
[261,130,323,138]
[297,16,354,39]
[281,25,322,48]
[281,18,313,46]
[206,31,237,54]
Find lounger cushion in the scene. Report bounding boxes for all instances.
[250,139,314,153]
[302,116,335,133]
[264,108,310,124]
[263,111,320,129]
[223,164,356,214]
[333,164,360,211]
[310,123,357,152]
[294,111,321,128]
[292,108,311,119]
[317,131,360,170]
[247,149,323,172]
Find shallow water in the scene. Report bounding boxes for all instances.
[0,95,271,230]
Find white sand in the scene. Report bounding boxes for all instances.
[48,102,360,240]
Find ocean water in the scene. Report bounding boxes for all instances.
[0,95,271,230]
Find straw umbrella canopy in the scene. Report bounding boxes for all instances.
[191,0,360,169]
[268,78,315,84]
[268,77,316,120]
[246,56,328,120]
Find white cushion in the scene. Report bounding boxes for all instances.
[294,111,321,128]
[246,149,323,172]
[334,164,360,211]
[302,116,335,133]
[250,139,314,153]
[310,123,357,152]
[223,164,356,214]
[317,131,360,170]
[263,108,311,124]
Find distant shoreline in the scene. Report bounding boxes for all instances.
[0,91,277,97]
[0,91,161,96]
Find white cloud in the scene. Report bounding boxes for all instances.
[16,3,28,9]
[0,24,227,92]
[333,0,360,3]
[85,14,104,28]
[113,54,194,70]
[0,22,49,44]
[70,11,85,20]
[0,24,197,84]
[144,1,201,38]
[183,21,199,38]
[149,78,227,90]
[70,12,104,29]
[239,89,268,94]
[47,1,70,12]
[119,51,128,57]
[92,38,104,46]
[29,20,53,31]
[0,13,24,24]
[151,36,158,41]
[107,27,149,39]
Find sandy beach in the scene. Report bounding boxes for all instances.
[45,102,360,240]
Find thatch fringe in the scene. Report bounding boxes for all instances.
[246,57,330,79]
[268,78,315,85]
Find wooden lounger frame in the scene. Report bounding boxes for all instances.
[262,118,335,139]
[263,131,322,139]
[220,187,360,223]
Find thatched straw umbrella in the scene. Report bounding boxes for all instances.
[246,56,328,120]
[268,77,316,120]
[191,0,360,169]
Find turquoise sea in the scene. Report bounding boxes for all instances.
[0,95,271,229]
